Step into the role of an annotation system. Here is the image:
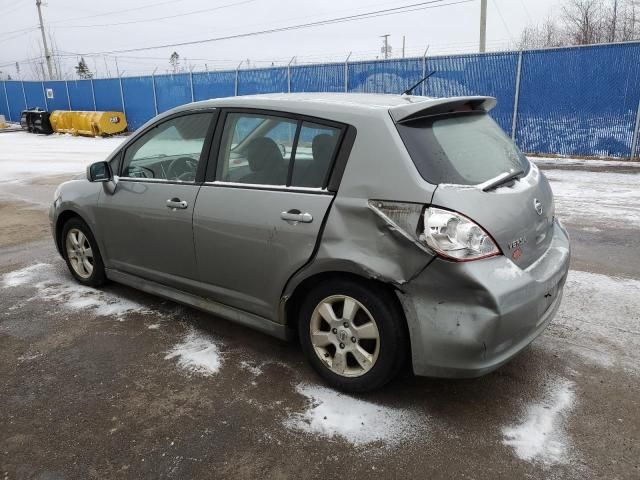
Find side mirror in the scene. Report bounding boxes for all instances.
[87,161,112,182]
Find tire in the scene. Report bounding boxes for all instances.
[61,217,107,287]
[298,278,408,393]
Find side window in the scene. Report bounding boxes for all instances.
[290,122,340,188]
[121,112,213,182]
[216,113,296,186]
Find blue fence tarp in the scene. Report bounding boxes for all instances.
[67,80,94,111]
[291,63,345,93]
[155,73,192,113]
[192,71,235,101]
[42,81,69,111]
[4,42,640,157]
[238,67,288,95]
[122,76,156,130]
[515,43,640,158]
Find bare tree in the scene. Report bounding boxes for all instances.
[562,0,603,45]
[518,17,565,49]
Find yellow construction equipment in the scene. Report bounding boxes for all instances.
[0,115,7,129]
[49,110,127,137]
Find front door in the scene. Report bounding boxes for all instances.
[193,111,344,320]
[97,111,216,290]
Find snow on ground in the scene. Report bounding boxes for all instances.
[165,327,222,377]
[502,378,576,465]
[546,270,640,374]
[530,156,640,169]
[0,131,124,183]
[543,169,640,229]
[1,263,153,318]
[284,383,426,447]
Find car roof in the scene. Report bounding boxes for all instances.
[167,93,496,125]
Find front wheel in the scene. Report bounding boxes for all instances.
[62,217,106,287]
[298,278,408,393]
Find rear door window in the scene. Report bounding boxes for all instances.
[216,112,342,189]
[396,113,530,185]
[290,122,340,188]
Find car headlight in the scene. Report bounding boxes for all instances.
[422,207,500,261]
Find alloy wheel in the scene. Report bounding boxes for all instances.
[309,295,380,378]
[65,228,94,279]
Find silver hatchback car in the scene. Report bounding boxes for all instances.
[50,93,570,392]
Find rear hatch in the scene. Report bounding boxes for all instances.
[394,105,554,268]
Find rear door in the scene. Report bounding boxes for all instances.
[192,110,346,320]
[97,110,217,290]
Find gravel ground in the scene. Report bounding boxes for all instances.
[0,132,638,479]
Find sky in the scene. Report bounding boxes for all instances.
[0,0,563,80]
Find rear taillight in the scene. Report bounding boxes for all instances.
[422,207,500,261]
[368,201,501,262]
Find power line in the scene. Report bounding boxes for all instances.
[47,0,187,24]
[67,0,475,55]
[51,0,258,29]
[491,0,515,43]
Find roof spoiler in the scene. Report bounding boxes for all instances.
[389,96,497,124]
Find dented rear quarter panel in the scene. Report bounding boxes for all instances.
[283,111,438,297]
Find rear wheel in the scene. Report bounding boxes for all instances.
[62,217,106,287]
[298,278,408,392]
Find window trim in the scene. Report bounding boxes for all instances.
[204,107,350,192]
[117,108,219,185]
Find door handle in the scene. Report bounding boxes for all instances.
[166,198,188,210]
[280,210,313,223]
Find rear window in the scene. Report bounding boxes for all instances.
[396,113,530,185]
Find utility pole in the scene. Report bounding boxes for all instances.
[610,0,618,42]
[36,0,54,80]
[381,34,390,60]
[479,0,487,53]
[402,36,406,58]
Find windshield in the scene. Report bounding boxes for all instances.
[396,113,530,186]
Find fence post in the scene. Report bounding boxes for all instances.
[344,52,351,93]
[287,56,295,93]
[21,80,27,109]
[3,81,11,121]
[151,69,158,115]
[511,50,524,141]
[235,61,242,96]
[41,82,48,110]
[421,46,429,96]
[118,74,126,115]
[631,98,640,160]
[65,80,71,110]
[90,78,97,111]
[189,68,195,102]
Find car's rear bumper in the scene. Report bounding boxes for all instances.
[397,220,570,378]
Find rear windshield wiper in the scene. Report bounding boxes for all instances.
[481,169,525,192]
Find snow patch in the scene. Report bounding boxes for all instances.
[0,131,125,183]
[502,378,576,465]
[165,328,222,376]
[284,383,425,446]
[1,263,153,317]
[545,270,640,373]
[240,361,264,376]
[543,169,640,228]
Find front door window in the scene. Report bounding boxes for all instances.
[121,113,214,182]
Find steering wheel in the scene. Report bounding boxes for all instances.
[166,156,198,181]
[127,165,155,178]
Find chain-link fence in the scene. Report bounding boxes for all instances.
[2,41,640,158]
